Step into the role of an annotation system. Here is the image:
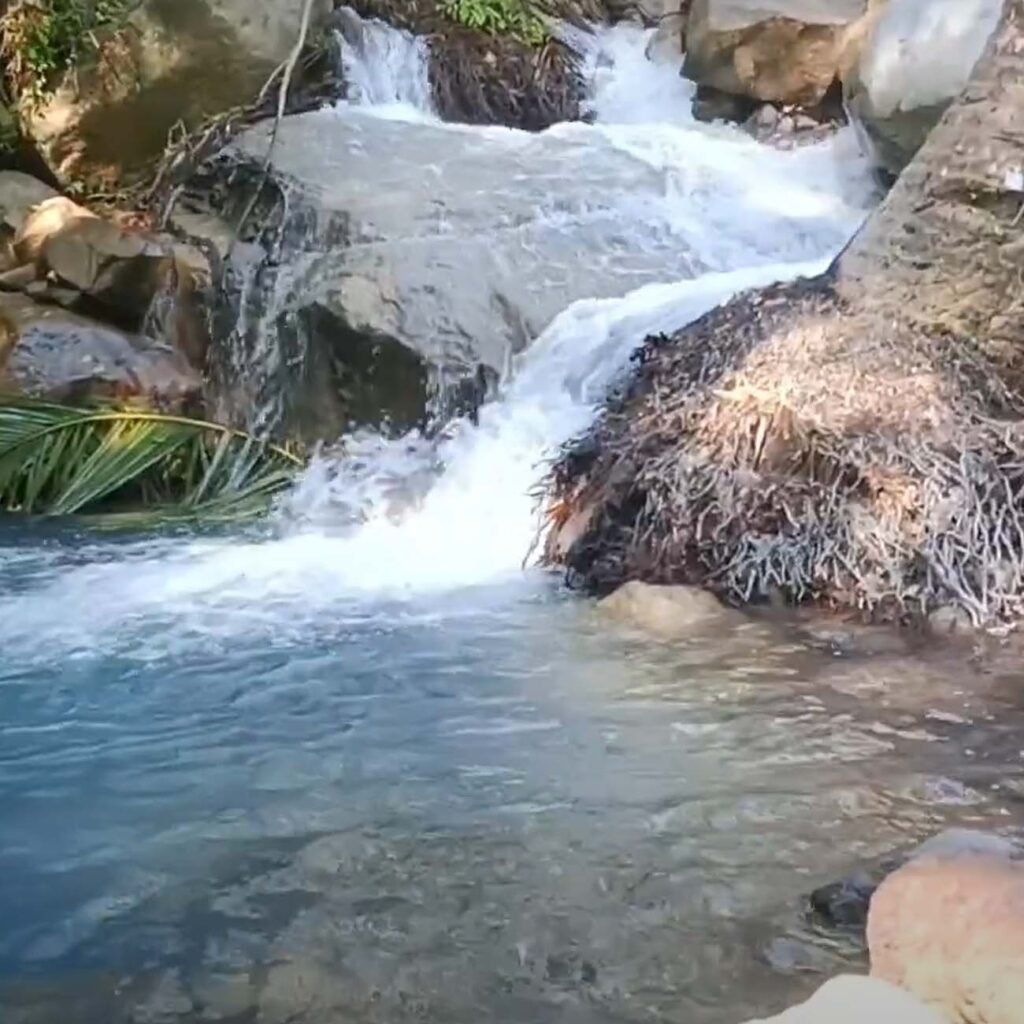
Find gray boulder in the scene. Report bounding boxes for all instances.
[0,293,200,409]
[180,105,710,437]
[844,0,1004,175]
[683,0,870,106]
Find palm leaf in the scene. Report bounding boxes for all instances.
[0,398,303,520]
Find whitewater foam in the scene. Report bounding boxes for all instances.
[0,17,877,655]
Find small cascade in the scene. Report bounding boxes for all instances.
[335,7,435,115]
[150,12,880,609]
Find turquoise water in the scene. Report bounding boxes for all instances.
[3,524,1023,1024]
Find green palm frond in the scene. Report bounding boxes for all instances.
[0,398,303,520]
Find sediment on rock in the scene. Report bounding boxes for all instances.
[542,0,1024,627]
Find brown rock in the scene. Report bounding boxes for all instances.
[868,856,1024,1024]
[599,580,742,637]
[0,293,200,409]
[13,196,97,266]
[0,171,60,242]
[684,0,871,106]
[13,198,211,357]
[741,975,945,1024]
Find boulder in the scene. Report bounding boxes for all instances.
[868,856,1024,1024]
[844,0,1005,175]
[11,196,97,266]
[6,196,212,364]
[683,0,870,106]
[606,0,690,25]
[0,171,60,246]
[21,200,168,325]
[599,580,742,636]
[0,293,200,409]
[740,975,945,1024]
[19,0,333,187]
[179,102,715,437]
[645,10,690,64]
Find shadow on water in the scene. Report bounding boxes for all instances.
[2,534,1024,1024]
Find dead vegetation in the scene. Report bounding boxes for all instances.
[348,0,595,129]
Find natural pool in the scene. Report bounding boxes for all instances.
[2,524,1023,1023]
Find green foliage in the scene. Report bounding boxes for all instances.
[0,102,19,154]
[0,398,302,521]
[2,0,134,102]
[440,0,547,46]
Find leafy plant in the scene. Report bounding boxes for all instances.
[1,0,135,103]
[440,0,547,46]
[0,399,303,521]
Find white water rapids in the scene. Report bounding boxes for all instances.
[0,18,877,654]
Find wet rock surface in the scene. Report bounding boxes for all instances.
[180,105,708,436]
[809,828,1022,931]
[599,580,747,637]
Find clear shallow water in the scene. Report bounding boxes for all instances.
[5,15,1023,1024]
[4,526,1024,1024]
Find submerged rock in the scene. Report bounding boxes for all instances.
[809,828,1021,930]
[740,975,944,1024]
[0,293,200,409]
[844,0,1004,174]
[683,0,870,107]
[868,856,1024,1024]
[599,580,743,637]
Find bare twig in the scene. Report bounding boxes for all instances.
[230,0,318,253]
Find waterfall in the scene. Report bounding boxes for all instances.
[0,16,878,652]
[335,8,434,115]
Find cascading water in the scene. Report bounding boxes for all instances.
[10,21,1007,1024]
[54,13,876,634]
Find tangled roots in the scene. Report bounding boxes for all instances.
[542,273,1024,626]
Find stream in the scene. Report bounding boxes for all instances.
[3,16,1024,1024]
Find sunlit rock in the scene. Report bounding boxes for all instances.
[683,0,870,106]
[740,975,945,1024]
[869,855,1024,1024]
